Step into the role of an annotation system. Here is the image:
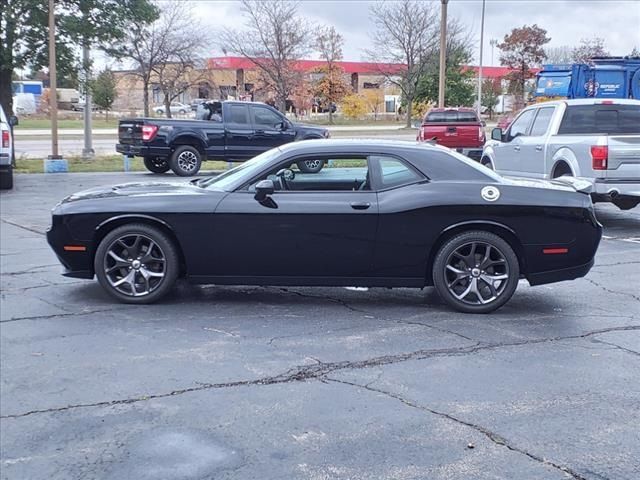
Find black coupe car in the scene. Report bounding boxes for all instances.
[47,140,602,313]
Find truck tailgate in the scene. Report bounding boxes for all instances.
[607,135,640,180]
[118,120,144,145]
[421,123,481,149]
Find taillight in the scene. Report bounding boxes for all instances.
[142,125,159,141]
[590,145,608,170]
[478,126,485,142]
[1,130,9,148]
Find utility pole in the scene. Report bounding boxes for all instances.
[48,0,59,159]
[477,0,485,117]
[438,0,449,108]
[82,43,94,159]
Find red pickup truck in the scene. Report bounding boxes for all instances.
[416,107,486,161]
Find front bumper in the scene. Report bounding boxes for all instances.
[116,143,171,159]
[46,217,94,279]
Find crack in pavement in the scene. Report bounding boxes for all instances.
[2,325,638,420]
[0,218,46,236]
[583,277,640,303]
[326,377,588,480]
[395,318,477,342]
[275,287,374,315]
[590,337,640,358]
[0,307,131,324]
[1,264,60,276]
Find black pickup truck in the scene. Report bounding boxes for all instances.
[116,101,330,176]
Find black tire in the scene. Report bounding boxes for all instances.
[179,109,186,114]
[0,165,13,190]
[94,223,179,304]
[156,109,163,115]
[432,230,520,314]
[143,156,171,174]
[296,158,325,173]
[552,162,572,178]
[480,157,493,170]
[170,145,202,176]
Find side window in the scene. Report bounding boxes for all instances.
[529,107,555,136]
[507,109,536,141]
[252,107,283,128]
[372,155,423,189]
[228,105,249,124]
[250,157,370,192]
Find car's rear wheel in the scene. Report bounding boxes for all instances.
[156,109,163,115]
[480,157,493,170]
[432,231,519,313]
[170,145,202,176]
[297,158,324,173]
[143,156,170,174]
[95,224,179,304]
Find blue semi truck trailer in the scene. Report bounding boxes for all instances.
[535,57,640,100]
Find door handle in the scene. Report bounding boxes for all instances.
[350,202,371,210]
[513,146,520,151]
[535,145,543,151]
[255,129,265,134]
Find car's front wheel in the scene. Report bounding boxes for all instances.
[143,156,171,174]
[432,231,519,313]
[170,145,202,176]
[95,224,179,304]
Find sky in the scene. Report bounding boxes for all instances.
[189,0,640,66]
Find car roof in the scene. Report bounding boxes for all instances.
[427,107,477,113]
[528,98,640,108]
[276,138,441,155]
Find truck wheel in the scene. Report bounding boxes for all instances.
[297,159,324,174]
[0,165,14,190]
[480,157,494,170]
[143,156,171,174]
[170,145,202,176]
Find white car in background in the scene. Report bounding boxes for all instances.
[0,104,18,190]
[481,99,640,210]
[154,102,190,116]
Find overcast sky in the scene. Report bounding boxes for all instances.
[191,0,640,66]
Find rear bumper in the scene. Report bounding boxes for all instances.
[456,148,483,161]
[116,143,171,159]
[592,178,640,198]
[527,258,594,286]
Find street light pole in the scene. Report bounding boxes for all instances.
[477,0,485,118]
[438,0,449,108]
[82,43,94,159]
[490,39,498,66]
[48,0,59,159]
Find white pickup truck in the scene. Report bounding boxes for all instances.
[481,99,640,210]
[0,105,18,190]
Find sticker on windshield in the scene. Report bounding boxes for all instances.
[481,186,500,202]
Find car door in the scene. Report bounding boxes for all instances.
[518,106,555,177]
[223,103,256,160]
[210,155,378,281]
[492,108,536,176]
[250,105,295,152]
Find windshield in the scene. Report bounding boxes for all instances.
[200,148,283,191]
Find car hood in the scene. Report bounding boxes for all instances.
[61,180,207,204]
[293,123,329,135]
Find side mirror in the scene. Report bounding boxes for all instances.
[491,127,503,142]
[254,179,275,202]
[280,120,289,131]
[9,115,18,127]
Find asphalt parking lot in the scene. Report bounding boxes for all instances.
[1,172,639,480]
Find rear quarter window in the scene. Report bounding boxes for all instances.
[425,111,479,123]
[558,104,640,134]
[408,148,499,182]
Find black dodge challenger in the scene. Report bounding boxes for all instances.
[47,140,602,313]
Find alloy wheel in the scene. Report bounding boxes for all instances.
[444,241,509,305]
[177,151,198,173]
[103,234,166,297]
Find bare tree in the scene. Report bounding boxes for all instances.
[366,0,439,127]
[150,3,207,117]
[572,37,609,63]
[218,0,314,112]
[112,1,205,116]
[545,46,573,64]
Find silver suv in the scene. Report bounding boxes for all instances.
[482,99,640,210]
[0,105,18,190]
